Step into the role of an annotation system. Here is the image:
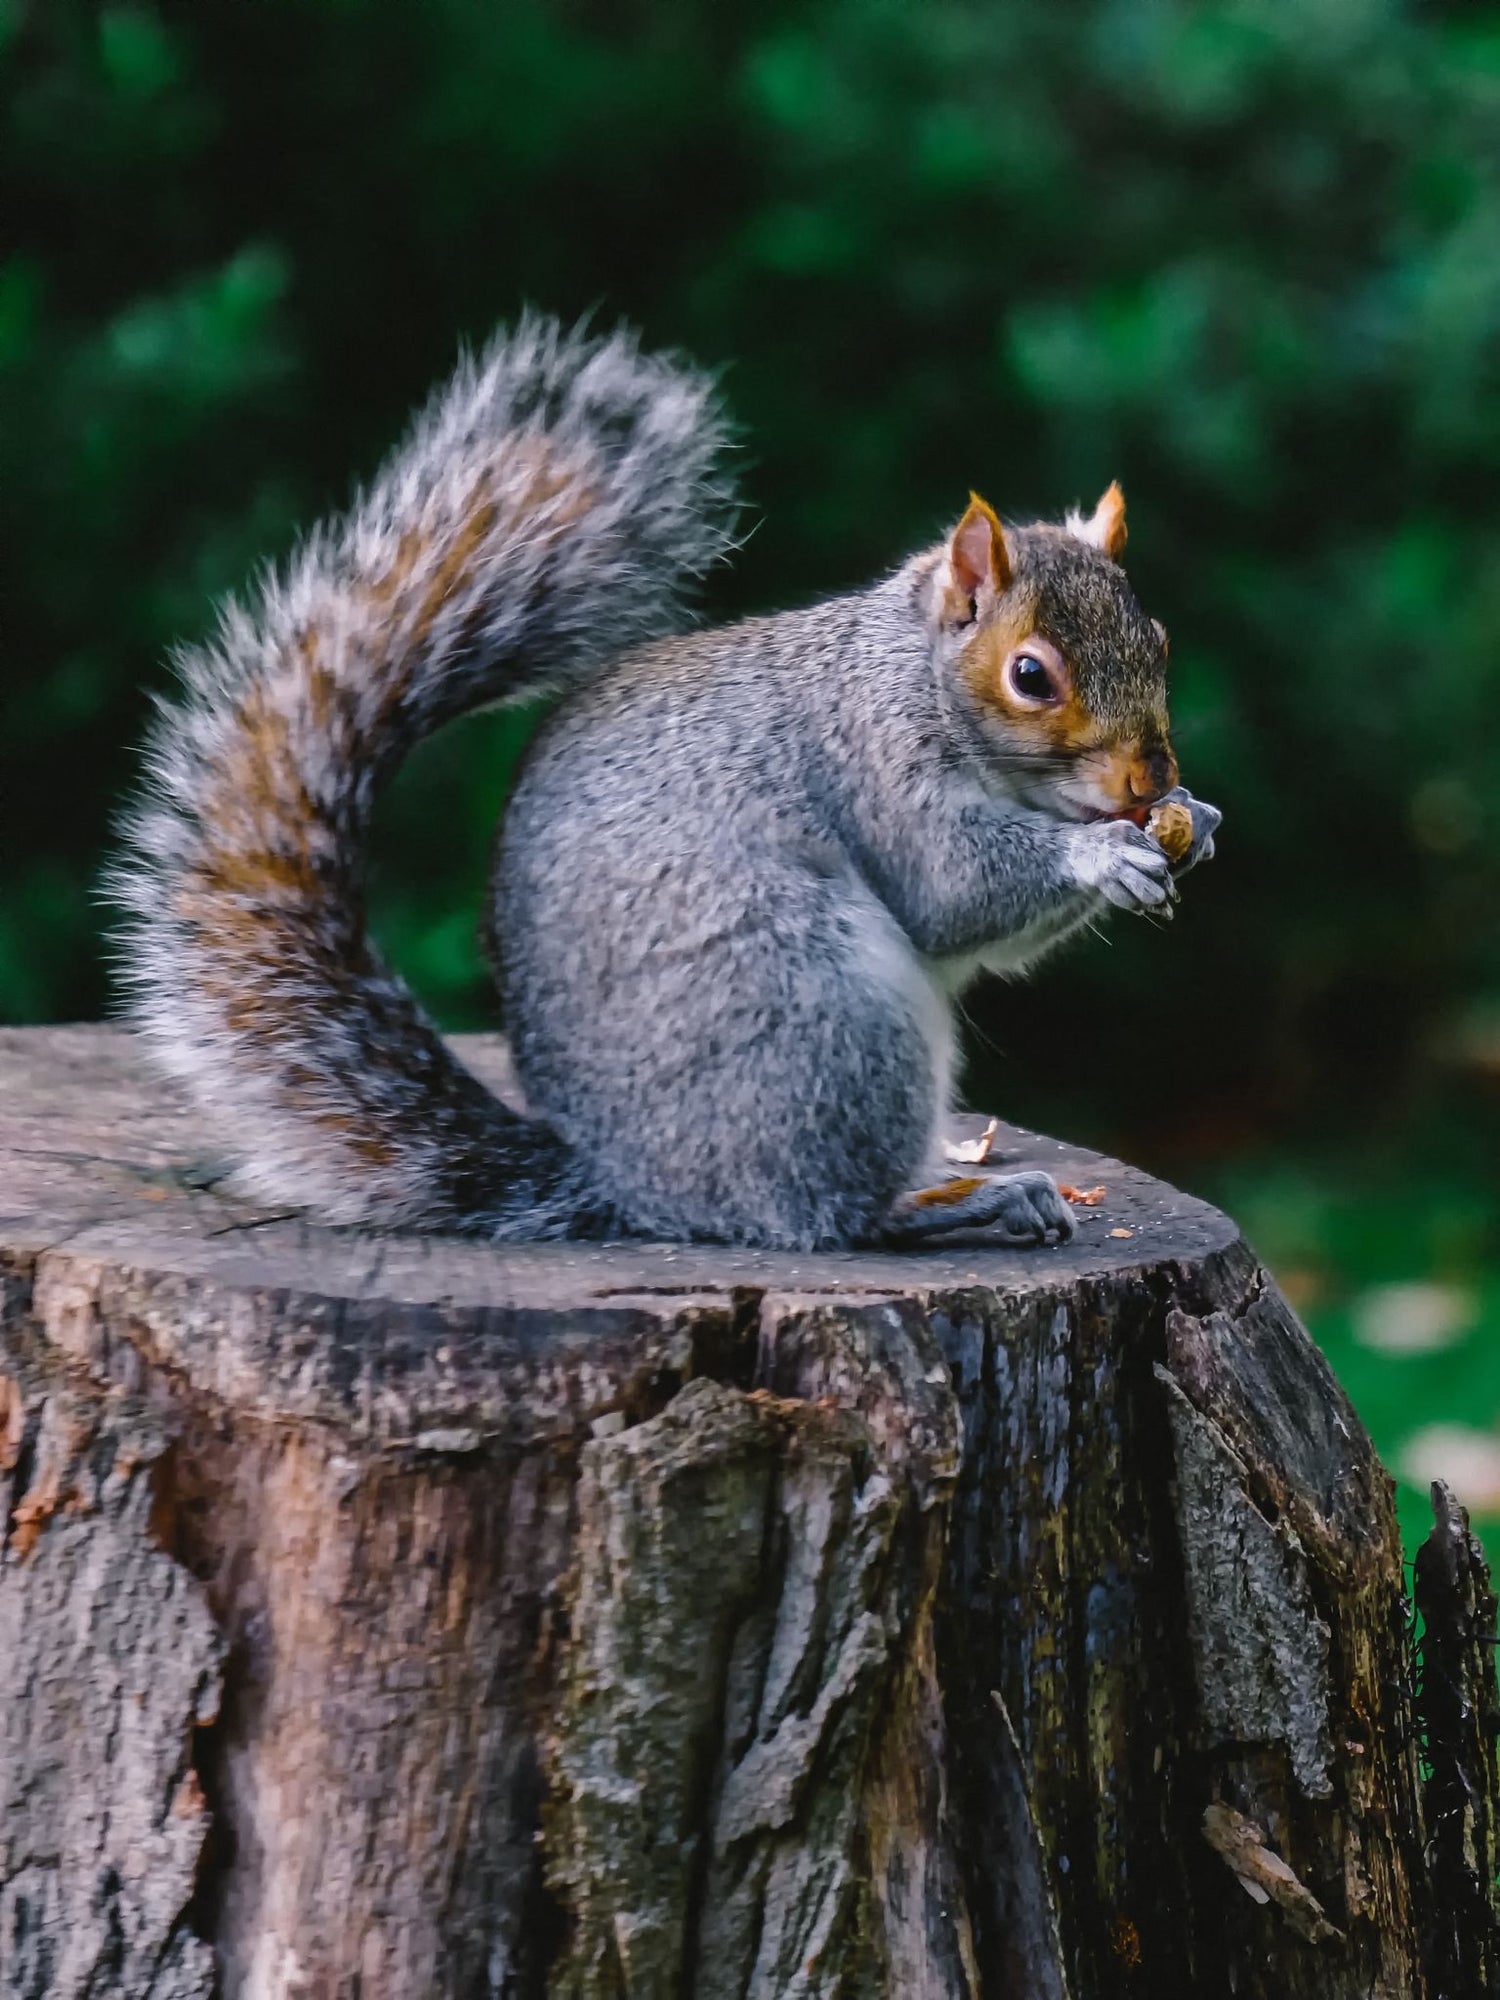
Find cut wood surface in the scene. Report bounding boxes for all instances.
[0,1025,1495,1998]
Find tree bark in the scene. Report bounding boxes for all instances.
[0,1026,1494,1998]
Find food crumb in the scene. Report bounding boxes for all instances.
[1109,1226,1134,1239]
[946,1117,999,1165]
[1058,1183,1107,1206]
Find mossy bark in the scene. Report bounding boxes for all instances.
[0,1028,1494,1997]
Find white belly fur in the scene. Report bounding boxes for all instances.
[925,903,1097,996]
[847,893,956,1153]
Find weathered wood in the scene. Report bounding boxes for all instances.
[0,1339,221,1997]
[0,1025,1493,1997]
[1415,1481,1500,1997]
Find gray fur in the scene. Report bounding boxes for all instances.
[111,315,735,1232]
[114,315,1219,1251]
[496,568,1204,1248]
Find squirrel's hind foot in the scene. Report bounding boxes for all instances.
[884,1169,1075,1248]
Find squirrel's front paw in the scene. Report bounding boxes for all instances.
[1153,786,1222,876]
[1066,818,1174,914]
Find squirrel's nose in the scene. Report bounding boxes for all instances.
[1127,748,1178,804]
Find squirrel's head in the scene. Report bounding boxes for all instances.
[930,484,1176,822]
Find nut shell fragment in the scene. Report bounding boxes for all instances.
[1058,1183,1107,1207]
[945,1117,999,1166]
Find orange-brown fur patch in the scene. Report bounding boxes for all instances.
[412,493,500,646]
[960,612,1176,807]
[144,450,625,1198]
[911,1175,988,1208]
[347,1124,400,1168]
[300,628,345,735]
[191,845,322,903]
[1090,480,1128,561]
[180,690,333,921]
[959,601,1104,759]
[368,527,426,609]
[164,445,605,1189]
[364,454,594,719]
[1069,744,1178,813]
[944,494,1012,624]
[361,486,500,728]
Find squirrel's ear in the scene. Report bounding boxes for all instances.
[946,494,1012,616]
[1065,481,1128,561]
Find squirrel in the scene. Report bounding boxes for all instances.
[114,314,1221,1252]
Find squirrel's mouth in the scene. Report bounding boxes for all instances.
[1020,796,1111,826]
[1059,787,1163,825]
[1058,801,1129,825]
[983,764,1150,825]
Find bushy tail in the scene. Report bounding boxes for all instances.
[112,315,737,1232]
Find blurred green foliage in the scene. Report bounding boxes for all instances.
[1217,1130,1500,1554]
[7,1,1500,1528]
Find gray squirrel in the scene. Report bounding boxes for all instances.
[115,315,1220,1251]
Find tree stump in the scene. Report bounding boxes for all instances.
[1,1026,1495,1998]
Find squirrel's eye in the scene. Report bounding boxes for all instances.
[1008,653,1057,703]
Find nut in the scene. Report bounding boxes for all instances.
[1146,799,1194,863]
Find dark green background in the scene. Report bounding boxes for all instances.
[7,0,1500,1548]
